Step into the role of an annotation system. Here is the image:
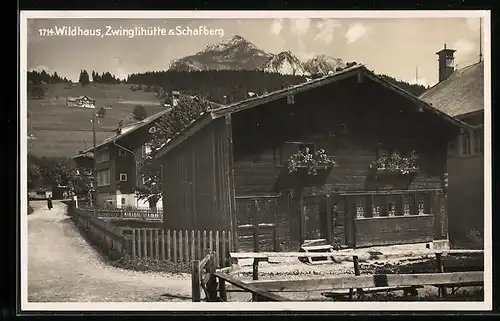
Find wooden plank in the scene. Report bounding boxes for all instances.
[222,231,227,268]
[301,245,334,251]
[209,230,213,257]
[185,230,189,262]
[131,229,136,259]
[137,229,142,258]
[197,230,201,260]
[166,229,171,261]
[247,272,484,292]
[215,230,220,268]
[199,253,212,270]
[191,230,195,262]
[203,230,207,256]
[213,272,291,301]
[229,249,483,259]
[179,230,183,263]
[160,229,165,261]
[155,229,160,259]
[173,230,177,262]
[142,228,148,258]
[149,229,154,258]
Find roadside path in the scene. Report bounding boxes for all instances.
[28,201,191,302]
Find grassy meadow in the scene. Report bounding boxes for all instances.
[27,82,165,158]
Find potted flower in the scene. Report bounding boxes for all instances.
[288,147,338,176]
[369,150,419,176]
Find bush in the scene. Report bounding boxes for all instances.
[132,105,148,121]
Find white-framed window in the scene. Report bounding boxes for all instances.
[118,149,127,156]
[119,173,128,182]
[96,170,110,186]
[142,175,149,184]
[142,144,152,157]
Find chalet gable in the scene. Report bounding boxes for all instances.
[154,65,472,160]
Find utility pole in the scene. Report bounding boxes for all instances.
[91,111,97,214]
[479,17,483,63]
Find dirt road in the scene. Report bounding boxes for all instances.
[28,201,192,302]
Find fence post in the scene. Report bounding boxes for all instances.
[252,259,259,301]
[219,278,227,301]
[436,252,447,297]
[191,260,201,302]
[206,255,218,302]
[353,255,364,298]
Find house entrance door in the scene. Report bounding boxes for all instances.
[301,195,348,247]
[235,196,279,252]
[302,195,330,242]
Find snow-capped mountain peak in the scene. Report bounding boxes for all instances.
[263,51,310,76]
[169,35,345,76]
[200,35,256,53]
[303,55,346,75]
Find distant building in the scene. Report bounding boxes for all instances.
[67,96,96,108]
[419,45,485,248]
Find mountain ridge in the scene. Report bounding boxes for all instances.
[169,35,345,76]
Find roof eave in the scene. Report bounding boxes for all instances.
[364,73,473,130]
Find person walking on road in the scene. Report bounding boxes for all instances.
[47,196,53,210]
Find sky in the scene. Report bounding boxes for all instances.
[26,16,483,87]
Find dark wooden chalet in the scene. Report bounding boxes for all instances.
[155,65,471,252]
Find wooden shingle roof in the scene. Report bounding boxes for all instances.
[419,61,484,118]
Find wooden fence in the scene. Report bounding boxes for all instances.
[69,204,229,267]
[71,207,126,259]
[122,228,231,268]
[192,250,484,302]
[80,207,163,221]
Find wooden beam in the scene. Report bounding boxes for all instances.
[213,272,292,301]
[230,249,483,259]
[245,271,483,292]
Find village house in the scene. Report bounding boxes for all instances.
[76,110,171,209]
[419,45,485,248]
[154,64,471,253]
[66,95,96,108]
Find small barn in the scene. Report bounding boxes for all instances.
[154,65,470,253]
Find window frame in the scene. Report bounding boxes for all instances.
[96,170,110,187]
[119,173,128,182]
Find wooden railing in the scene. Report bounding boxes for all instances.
[80,207,163,221]
[191,252,290,302]
[123,228,231,268]
[226,249,483,300]
[341,188,444,219]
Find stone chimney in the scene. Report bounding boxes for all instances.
[436,44,456,82]
[172,90,180,107]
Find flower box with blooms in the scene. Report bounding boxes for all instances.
[288,147,337,176]
[369,150,419,175]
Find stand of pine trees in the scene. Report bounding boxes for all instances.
[126,69,428,105]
